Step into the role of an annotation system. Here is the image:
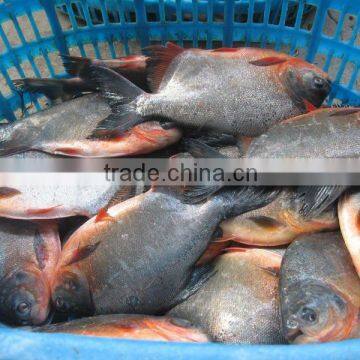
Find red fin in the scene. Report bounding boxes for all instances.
[26,205,61,216]
[0,187,21,199]
[54,147,82,156]
[249,57,287,66]
[132,128,158,144]
[65,241,101,266]
[212,48,238,53]
[329,108,360,117]
[118,55,148,69]
[224,246,247,253]
[303,100,317,112]
[144,42,185,92]
[95,208,115,223]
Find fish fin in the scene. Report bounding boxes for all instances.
[212,48,239,53]
[248,215,286,230]
[95,208,115,223]
[53,147,83,156]
[169,264,216,308]
[249,57,288,66]
[180,138,226,203]
[196,238,228,266]
[294,186,346,218]
[33,230,48,270]
[188,131,238,148]
[143,42,185,92]
[64,241,101,266]
[88,66,146,139]
[224,247,282,276]
[303,99,317,112]
[106,185,140,208]
[329,108,360,117]
[26,205,62,216]
[13,78,88,102]
[61,54,92,77]
[0,187,21,199]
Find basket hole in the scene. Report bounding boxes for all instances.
[89,6,103,26]
[285,1,298,27]
[341,13,357,42]
[33,10,52,37]
[183,10,193,22]
[122,1,137,23]
[323,9,339,37]
[20,60,37,78]
[113,41,126,57]
[128,40,141,55]
[314,53,326,69]
[0,36,6,54]
[327,57,342,81]
[83,43,96,58]
[234,2,247,23]
[146,2,160,22]
[340,61,356,86]
[69,46,82,57]
[1,21,22,47]
[183,40,193,49]
[34,56,51,77]
[57,7,74,31]
[300,4,317,31]
[17,15,36,43]
[213,1,224,23]
[49,52,65,75]
[0,73,12,97]
[98,42,111,58]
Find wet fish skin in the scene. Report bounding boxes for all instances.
[51,186,278,317]
[219,188,338,246]
[338,190,360,278]
[169,252,285,344]
[0,151,120,220]
[92,44,331,138]
[32,314,210,342]
[0,91,181,157]
[247,107,360,158]
[280,232,360,343]
[0,218,60,326]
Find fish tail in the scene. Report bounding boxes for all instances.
[87,66,146,139]
[215,186,281,219]
[0,123,28,156]
[13,78,92,103]
[61,54,92,77]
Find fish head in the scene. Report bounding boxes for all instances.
[281,60,331,110]
[282,280,358,343]
[0,267,50,325]
[51,267,93,317]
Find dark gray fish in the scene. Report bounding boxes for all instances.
[280,232,360,343]
[1,80,181,157]
[90,43,331,138]
[50,186,278,317]
[169,251,285,344]
[0,218,60,325]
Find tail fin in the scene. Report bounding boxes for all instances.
[13,78,94,103]
[294,185,346,218]
[88,66,146,139]
[216,186,281,219]
[0,123,30,156]
[61,55,92,77]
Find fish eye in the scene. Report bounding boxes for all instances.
[313,76,326,89]
[15,301,31,316]
[54,296,69,312]
[300,307,317,323]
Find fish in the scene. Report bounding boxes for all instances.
[0,218,60,325]
[218,188,338,246]
[32,314,210,342]
[338,190,360,278]
[89,42,331,139]
[0,151,121,220]
[280,232,360,343]
[169,251,285,344]
[2,79,182,158]
[50,185,279,317]
[62,54,150,91]
[247,107,360,158]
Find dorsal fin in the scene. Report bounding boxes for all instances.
[143,42,185,92]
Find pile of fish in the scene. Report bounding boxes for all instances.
[0,42,359,345]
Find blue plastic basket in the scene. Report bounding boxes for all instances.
[0,0,359,358]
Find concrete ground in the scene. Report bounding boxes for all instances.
[0,5,358,120]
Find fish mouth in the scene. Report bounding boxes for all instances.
[285,328,304,343]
